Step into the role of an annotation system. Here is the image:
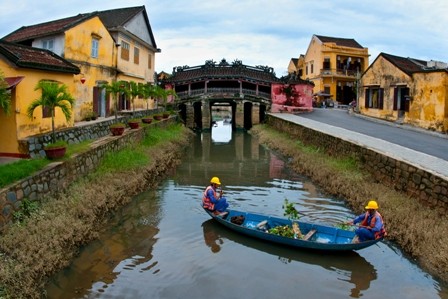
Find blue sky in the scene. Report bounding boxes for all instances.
[0,0,447,77]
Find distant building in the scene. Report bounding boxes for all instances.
[359,52,448,132]
[297,35,369,105]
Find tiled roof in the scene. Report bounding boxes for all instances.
[2,6,158,50]
[2,14,93,42]
[97,6,158,49]
[314,35,364,49]
[168,63,280,84]
[0,41,80,74]
[97,6,144,28]
[380,52,427,75]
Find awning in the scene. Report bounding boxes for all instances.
[4,76,24,89]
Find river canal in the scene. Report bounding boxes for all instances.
[46,121,448,299]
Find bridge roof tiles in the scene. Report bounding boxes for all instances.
[168,64,281,85]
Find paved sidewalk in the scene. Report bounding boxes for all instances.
[0,157,22,165]
[272,113,448,180]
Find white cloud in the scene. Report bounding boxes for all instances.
[1,0,447,75]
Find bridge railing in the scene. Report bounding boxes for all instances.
[176,88,271,100]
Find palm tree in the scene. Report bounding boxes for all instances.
[154,85,178,112]
[0,71,11,115]
[27,81,75,144]
[127,81,142,115]
[141,83,155,111]
[102,80,125,120]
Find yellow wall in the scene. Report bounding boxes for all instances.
[64,17,117,121]
[359,56,412,119]
[0,59,74,155]
[116,34,157,111]
[359,56,448,132]
[410,72,448,131]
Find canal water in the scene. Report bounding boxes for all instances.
[46,121,448,299]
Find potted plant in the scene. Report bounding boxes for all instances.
[153,114,163,121]
[141,116,152,124]
[109,122,126,136]
[128,118,140,129]
[27,81,74,159]
[43,140,68,159]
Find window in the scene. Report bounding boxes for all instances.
[323,58,330,70]
[310,63,314,74]
[148,53,152,69]
[42,105,51,118]
[134,47,140,64]
[91,38,99,58]
[42,39,54,52]
[364,87,384,109]
[121,41,130,60]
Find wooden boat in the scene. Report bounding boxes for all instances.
[204,208,382,251]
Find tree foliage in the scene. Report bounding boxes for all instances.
[27,81,75,143]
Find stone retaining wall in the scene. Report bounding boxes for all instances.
[0,117,175,230]
[22,109,163,158]
[267,115,448,213]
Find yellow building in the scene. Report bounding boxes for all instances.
[359,52,448,132]
[298,35,369,105]
[3,13,117,121]
[97,6,161,112]
[3,6,160,121]
[0,41,80,157]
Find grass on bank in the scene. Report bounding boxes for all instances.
[0,159,49,189]
[0,123,191,299]
[250,124,448,284]
[0,140,93,189]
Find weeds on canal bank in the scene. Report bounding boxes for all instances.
[0,124,193,298]
[250,124,448,284]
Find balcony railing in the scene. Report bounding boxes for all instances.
[320,68,359,77]
[176,88,271,100]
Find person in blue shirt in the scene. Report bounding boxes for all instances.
[202,176,229,214]
[348,200,386,242]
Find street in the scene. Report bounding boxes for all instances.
[297,108,448,161]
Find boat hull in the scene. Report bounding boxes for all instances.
[204,208,382,251]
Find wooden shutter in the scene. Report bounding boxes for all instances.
[365,89,370,108]
[393,87,398,111]
[379,88,384,109]
[93,87,99,115]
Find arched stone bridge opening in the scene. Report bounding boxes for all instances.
[165,59,277,130]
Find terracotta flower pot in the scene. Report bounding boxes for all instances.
[110,127,125,136]
[162,113,170,119]
[44,146,66,159]
[153,115,163,121]
[128,121,140,129]
[142,118,152,124]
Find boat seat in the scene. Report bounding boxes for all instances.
[303,229,317,241]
